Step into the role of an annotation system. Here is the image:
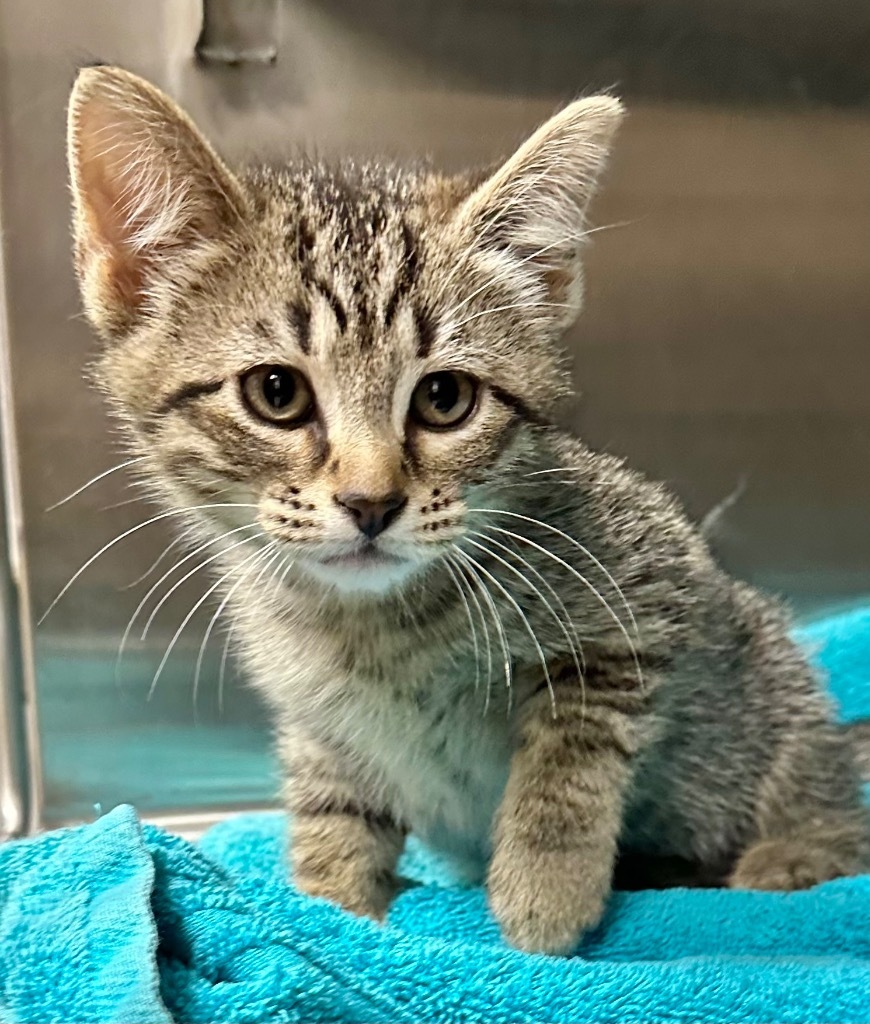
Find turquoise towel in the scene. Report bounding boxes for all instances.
[2,606,869,1024]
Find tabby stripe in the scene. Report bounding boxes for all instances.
[312,279,348,333]
[415,308,436,357]
[294,798,398,833]
[549,661,654,690]
[384,223,420,329]
[491,385,548,425]
[594,649,672,672]
[402,434,421,473]
[533,679,648,716]
[286,301,311,354]
[542,722,635,762]
[155,378,224,416]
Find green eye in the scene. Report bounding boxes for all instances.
[411,371,477,429]
[241,365,314,425]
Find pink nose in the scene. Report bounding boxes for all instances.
[334,492,407,540]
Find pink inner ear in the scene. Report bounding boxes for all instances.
[74,108,155,314]
[68,67,248,336]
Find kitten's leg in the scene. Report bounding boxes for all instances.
[488,656,652,955]
[730,721,870,890]
[281,730,405,919]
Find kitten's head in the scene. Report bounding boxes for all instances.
[67,67,622,595]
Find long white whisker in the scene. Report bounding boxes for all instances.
[195,592,234,714]
[474,527,587,653]
[275,555,296,590]
[470,529,585,717]
[452,547,513,713]
[447,552,493,707]
[98,496,149,512]
[148,543,275,703]
[115,522,261,679]
[39,502,259,625]
[461,541,553,716]
[470,507,639,638]
[121,530,191,591]
[249,543,286,593]
[140,528,263,641]
[218,623,234,716]
[194,545,288,709]
[215,545,285,713]
[482,521,644,694]
[257,549,296,615]
[442,557,481,693]
[45,457,146,512]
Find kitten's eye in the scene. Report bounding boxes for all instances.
[240,365,314,426]
[411,371,477,429]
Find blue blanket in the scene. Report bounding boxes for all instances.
[2,606,869,1024]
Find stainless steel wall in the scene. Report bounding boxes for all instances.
[0,0,868,834]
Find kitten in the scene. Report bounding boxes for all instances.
[66,67,869,955]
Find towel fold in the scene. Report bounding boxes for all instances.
[2,608,869,1024]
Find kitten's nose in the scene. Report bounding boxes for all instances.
[335,492,407,540]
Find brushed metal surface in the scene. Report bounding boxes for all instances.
[0,0,867,831]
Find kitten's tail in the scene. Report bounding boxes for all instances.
[842,720,870,780]
[699,477,748,544]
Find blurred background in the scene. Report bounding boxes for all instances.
[0,0,868,836]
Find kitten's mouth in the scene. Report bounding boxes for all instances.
[319,545,404,571]
[307,542,417,594]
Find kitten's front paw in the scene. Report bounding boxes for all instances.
[729,838,852,891]
[294,868,398,921]
[487,845,611,955]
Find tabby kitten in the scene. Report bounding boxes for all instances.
[67,67,869,955]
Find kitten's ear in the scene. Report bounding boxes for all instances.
[67,66,248,336]
[454,96,623,325]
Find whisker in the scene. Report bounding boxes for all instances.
[115,522,261,680]
[213,545,288,713]
[473,527,585,649]
[470,528,586,717]
[460,541,554,716]
[148,543,276,703]
[121,530,191,590]
[140,527,263,641]
[265,553,296,607]
[231,543,287,708]
[194,545,288,710]
[469,507,639,638]
[451,546,513,713]
[218,623,234,716]
[442,557,481,693]
[249,542,287,592]
[39,502,259,625]
[273,556,296,599]
[481,520,644,694]
[98,495,149,512]
[195,592,233,714]
[45,456,146,512]
[446,552,494,707]
[522,468,581,478]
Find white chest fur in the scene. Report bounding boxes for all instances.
[239,593,516,876]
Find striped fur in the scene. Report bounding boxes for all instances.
[67,68,869,955]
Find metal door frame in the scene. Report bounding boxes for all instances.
[0,189,42,839]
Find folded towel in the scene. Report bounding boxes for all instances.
[2,608,869,1024]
